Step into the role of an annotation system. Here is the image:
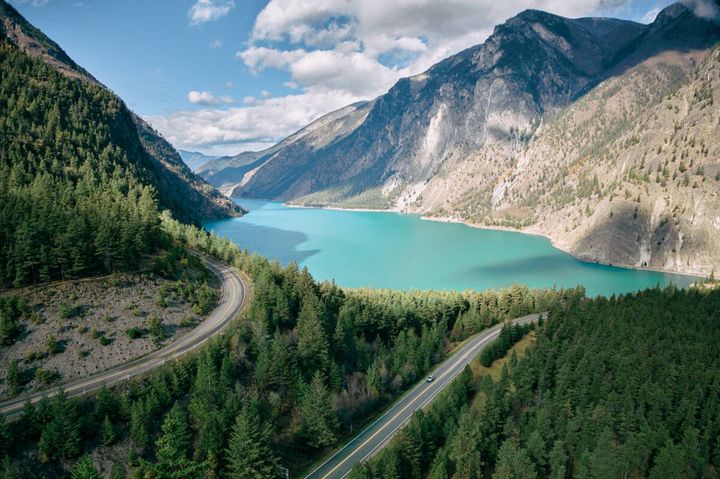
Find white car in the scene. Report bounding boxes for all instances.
[426,375,436,383]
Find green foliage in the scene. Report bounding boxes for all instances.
[45,334,63,355]
[225,396,281,478]
[479,322,533,367]
[100,415,116,446]
[143,402,206,478]
[147,315,165,343]
[36,392,81,462]
[0,40,165,288]
[296,372,339,448]
[70,455,101,479]
[0,296,26,345]
[125,326,144,339]
[359,287,720,478]
[0,213,580,475]
[34,368,60,386]
[6,360,23,396]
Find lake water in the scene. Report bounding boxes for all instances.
[203,199,695,297]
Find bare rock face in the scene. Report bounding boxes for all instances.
[204,3,720,275]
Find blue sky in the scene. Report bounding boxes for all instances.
[10,0,677,155]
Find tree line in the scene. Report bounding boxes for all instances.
[352,286,720,479]
[0,39,170,288]
[0,214,582,477]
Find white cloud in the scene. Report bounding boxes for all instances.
[159,0,655,153]
[260,90,272,98]
[209,39,223,48]
[188,0,234,25]
[640,7,661,23]
[188,90,234,106]
[682,0,720,20]
[147,89,358,154]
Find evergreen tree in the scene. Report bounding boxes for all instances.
[100,415,116,446]
[296,372,339,448]
[225,398,281,479]
[70,455,101,479]
[296,296,330,377]
[145,402,204,478]
[493,441,537,479]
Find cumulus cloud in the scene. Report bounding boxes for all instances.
[188,0,234,25]
[209,39,223,48]
[157,0,654,154]
[147,89,358,155]
[640,7,661,23]
[682,0,720,19]
[188,90,234,106]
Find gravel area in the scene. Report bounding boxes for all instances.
[0,268,219,399]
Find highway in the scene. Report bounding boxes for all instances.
[304,313,543,479]
[0,253,247,418]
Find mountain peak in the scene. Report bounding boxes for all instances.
[654,2,693,23]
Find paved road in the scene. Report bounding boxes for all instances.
[0,253,246,417]
[304,313,543,479]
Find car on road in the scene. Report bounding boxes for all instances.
[426,374,435,383]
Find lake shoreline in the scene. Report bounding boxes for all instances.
[281,201,704,281]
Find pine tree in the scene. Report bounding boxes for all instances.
[129,400,150,451]
[548,440,567,479]
[145,402,205,478]
[493,441,537,479]
[100,415,116,446]
[296,296,331,377]
[296,372,338,448]
[71,455,101,479]
[6,360,22,396]
[225,399,281,479]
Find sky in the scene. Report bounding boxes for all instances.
[10,0,687,156]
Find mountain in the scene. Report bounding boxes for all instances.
[0,1,241,287]
[206,3,720,276]
[178,150,221,172]
[0,0,240,223]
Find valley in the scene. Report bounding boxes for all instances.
[1,1,720,478]
[201,3,720,278]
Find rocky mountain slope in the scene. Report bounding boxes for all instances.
[0,1,241,223]
[206,3,720,276]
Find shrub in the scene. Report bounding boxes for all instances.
[125,327,143,339]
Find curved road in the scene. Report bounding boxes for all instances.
[0,253,246,418]
[305,313,543,479]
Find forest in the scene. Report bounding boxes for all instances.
[351,286,720,479]
[0,39,169,287]
[0,215,581,478]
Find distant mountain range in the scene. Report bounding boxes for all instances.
[178,150,222,172]
[200,3,720,276]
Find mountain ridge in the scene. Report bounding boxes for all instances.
[203,2,720,276]
[0,0,241,223]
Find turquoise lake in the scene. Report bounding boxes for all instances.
[203,199,696,297]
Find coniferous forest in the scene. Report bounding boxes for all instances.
[2,1,720,478]
[351,287,720,479]
[0,217,578,477]
[0,40,166,287]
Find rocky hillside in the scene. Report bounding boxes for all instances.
[0,0,241,223]
[207,3,719,276]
